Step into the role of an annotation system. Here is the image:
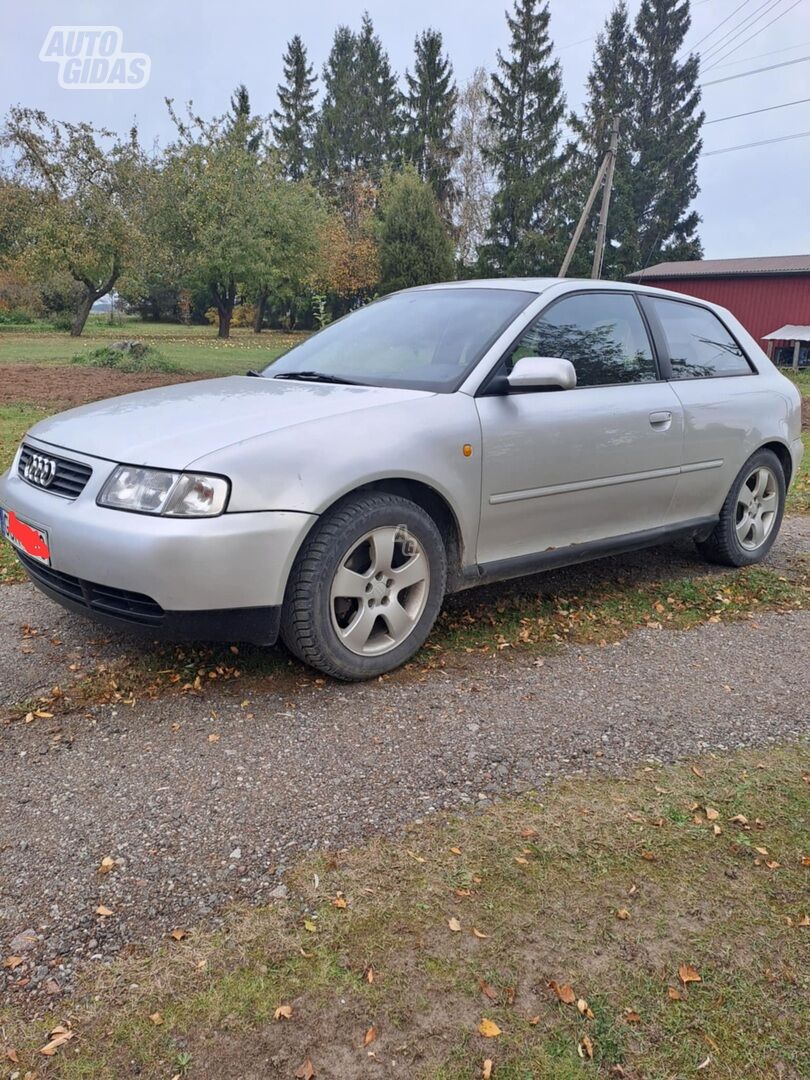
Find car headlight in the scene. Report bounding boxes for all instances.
[98,466,230,517]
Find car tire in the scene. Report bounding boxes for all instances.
[695,448,786,567]
[280,492,447,680]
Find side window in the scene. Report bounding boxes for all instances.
[504,293,657,387]
[650,298,752,379]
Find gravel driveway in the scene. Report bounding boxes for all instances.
[0,521,808,1004]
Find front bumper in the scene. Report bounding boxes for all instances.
[0,439,317,644]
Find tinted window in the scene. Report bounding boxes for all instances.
[651,298,752,379]
[264,288,534,392]
[505,293,657,387]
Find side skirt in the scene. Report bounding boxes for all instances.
[456,516,719,591]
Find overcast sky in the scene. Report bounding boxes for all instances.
[3,0,809,261]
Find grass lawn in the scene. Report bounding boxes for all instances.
[2,745,807,1078]
[0,317,304,375]
[0,404,47,583]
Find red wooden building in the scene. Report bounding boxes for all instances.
[627,254,810,366]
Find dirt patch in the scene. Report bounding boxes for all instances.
[0,363,208,410]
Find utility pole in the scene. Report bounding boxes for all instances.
[558,115,621,279]
[591,115,620,280]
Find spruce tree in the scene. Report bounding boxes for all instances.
[271,35,317,181]
[314,16,401,194]
[354,13,402,175]
[482,0,567,276]
[567,2,639,278]
[227,84,261,153]
[404,29,458,214]
[630,0,703,266]
[377,166,455,294]
[313,25,359,190]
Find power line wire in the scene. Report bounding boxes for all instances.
[686,0,756,53]
[703,0,805,69]
[700,0,785,64]
[701,54,810,84]
[705,96,810,123]
[709,38,810,68]
[702,129,810,155]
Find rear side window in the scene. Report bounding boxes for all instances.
[651,298,752,379]
[505,292,657,387]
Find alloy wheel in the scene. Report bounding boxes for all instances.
[735,465,779,551]
[329,526,431,656]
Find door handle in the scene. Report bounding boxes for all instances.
[649,410,672,429]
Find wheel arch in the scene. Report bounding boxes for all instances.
[758,440,793,487]
[312,478,467,591]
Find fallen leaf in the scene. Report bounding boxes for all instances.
[170,928,187,941]
[713,824,722,836]
[365,966,375,984]
[641,851,656,861]
[478,978,498,1001]
[578,1034,594,1059]
[623,1009,641,1023]
[472,927,489,939]
[4,1048,19,1063]
[667,986,683,1001]
[207,733,220,743]
[448,917,462,933]
[729,814,748,825]
[801,856,810,867]
[514,856,529,865]
[149,1012,163,1025]
[548,980,577,1005]
[363,1026,377,1046]
[405,849,425,863]
[450,846,463,855]
[616,909,630,920]
[295,1059,315,1080]
[705,807,720,821]
[332,895,347,909]
[755,846,769,856]
[3,956,24,970]
[765,860,781,870]
[95,905,113,917]
[691,765,704,778]
[97,856,115,875]
[528,1014,540,1025]
[678,964,702,985]
[521,827,538,839]
[577,998,595,1019]
[478,1018,501,1038]
[798,914,810,927]
[483,1060,493,1079]
[274,1004,293,1020]
[39,1026,74,1056]
[697,1055,711,1070]
[303,919,317,933]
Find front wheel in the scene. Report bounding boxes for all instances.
[695,448,786,567]
[280,492,447,680]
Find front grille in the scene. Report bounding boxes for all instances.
[18,552,164,626]
[18,445,92,500]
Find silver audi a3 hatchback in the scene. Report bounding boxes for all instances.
[0,279,803,679]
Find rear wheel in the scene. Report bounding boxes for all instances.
[695,448,785,567]
[280,492,447,680]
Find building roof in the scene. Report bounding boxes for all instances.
[628,254,810,280]
[762,324,810,342]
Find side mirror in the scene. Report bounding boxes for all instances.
[507,356,577,391]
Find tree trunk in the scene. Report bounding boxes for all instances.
[70,291,95,337]
[218,308,232,339]
[253,288,268,333]
[213,278,236,339]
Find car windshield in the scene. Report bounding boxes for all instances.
[262,287,536,392]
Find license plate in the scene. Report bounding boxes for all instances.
[0,507,51,565]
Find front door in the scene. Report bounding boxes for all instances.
[475,291,685,565]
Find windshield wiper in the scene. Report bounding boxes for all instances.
[272,371,360,385]
[245,369,265,378]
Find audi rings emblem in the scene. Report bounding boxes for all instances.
[23,453,57,488]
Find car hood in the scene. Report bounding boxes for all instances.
[28,376,432,468]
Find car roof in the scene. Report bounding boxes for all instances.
[409,277,707,300]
